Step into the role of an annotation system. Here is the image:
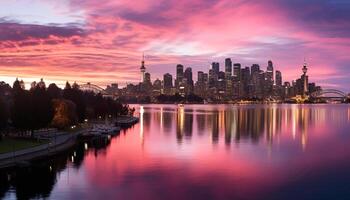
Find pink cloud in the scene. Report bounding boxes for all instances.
[0,0,349,91]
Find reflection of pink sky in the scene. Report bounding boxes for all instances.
[52,105,350,198]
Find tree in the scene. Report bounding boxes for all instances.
[63,87,86,122]
[29,86,54,130]
[0,97,9,139]
[47,83,61,99]
[51,99,78,129]
[11,83,32,130]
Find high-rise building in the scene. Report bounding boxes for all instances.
[106,83,119,95]
[233,63,241,80]
[153,79,162,96]
[195,71,207,97]
[266,60,274,81]
[175,64,184,90]
[251,64,260,98]
[144,72,151,84]
[203,73,208,84]
[275,70,282,86]
[265,60,274,95]
[232,63,242,98]
[208,69,217,89]
[211,62,220,75]
[218,71,226,95]
[284,82,291,98]
[241,67,250,98]
[163,73,173,95]
[274,70,283,98]
[184,67,194,94]
[198,71,204,83]
[225,58,232,78]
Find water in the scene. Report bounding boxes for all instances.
[1,104,350,200]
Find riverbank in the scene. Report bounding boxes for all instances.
[0,130,84,169]
[0,138,48,154]
[0,116,139,170]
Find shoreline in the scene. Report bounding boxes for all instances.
[0,130,83,169]
[0,116,139,170]
[129,102,349,105]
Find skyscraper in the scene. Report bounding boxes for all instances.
[198,71,204,83]
[211,62,220,75]
[208,69,217,89]
[241,67,250,98]
[251,64,260,97]
[275,70,282,86]
[184,67,194,94]
[233,63,241,80]
[163,73,173,95]
[275,70,283,98]
[266,60,274,83]
[225,58,232,78]
[251,64,260,75]
[143,72,150,83]
[265,60,274,95]
[195,71,206,97]
[175,64,184,90]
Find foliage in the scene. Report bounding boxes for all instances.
[0,80,131,131]
[51,99,78,129]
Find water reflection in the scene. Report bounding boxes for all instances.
[0,136,112,199]
[1,104,350,200]
[136,105,346,150]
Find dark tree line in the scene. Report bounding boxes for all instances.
[0,80,131,135]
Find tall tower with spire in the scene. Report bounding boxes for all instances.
[140,53,146,83]
[302,59,308,96]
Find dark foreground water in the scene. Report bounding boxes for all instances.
[1,104,350,200]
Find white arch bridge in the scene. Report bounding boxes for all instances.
[310,89,349,101]
[79,83,110,96]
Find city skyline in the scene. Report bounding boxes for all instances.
[0,0,350,92]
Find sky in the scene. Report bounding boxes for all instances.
[0,0,349,91]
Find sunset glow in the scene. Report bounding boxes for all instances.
[1,0,350,91]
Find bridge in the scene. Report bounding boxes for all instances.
[310,89,349,102]
[79,83,110,96]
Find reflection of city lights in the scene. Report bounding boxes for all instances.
[302,134,307,151]
[178,107,185,134]
[272,106,277,137]
[292,106,297,139]
[140,106,144,141]
[160,107,163,132]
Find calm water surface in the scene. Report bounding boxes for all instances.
[1,104,350,200]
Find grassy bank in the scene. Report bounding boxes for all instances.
[0,138,48,154]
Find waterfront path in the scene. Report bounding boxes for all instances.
[0,130,86,169]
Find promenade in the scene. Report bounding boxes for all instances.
[0,130,86,169]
